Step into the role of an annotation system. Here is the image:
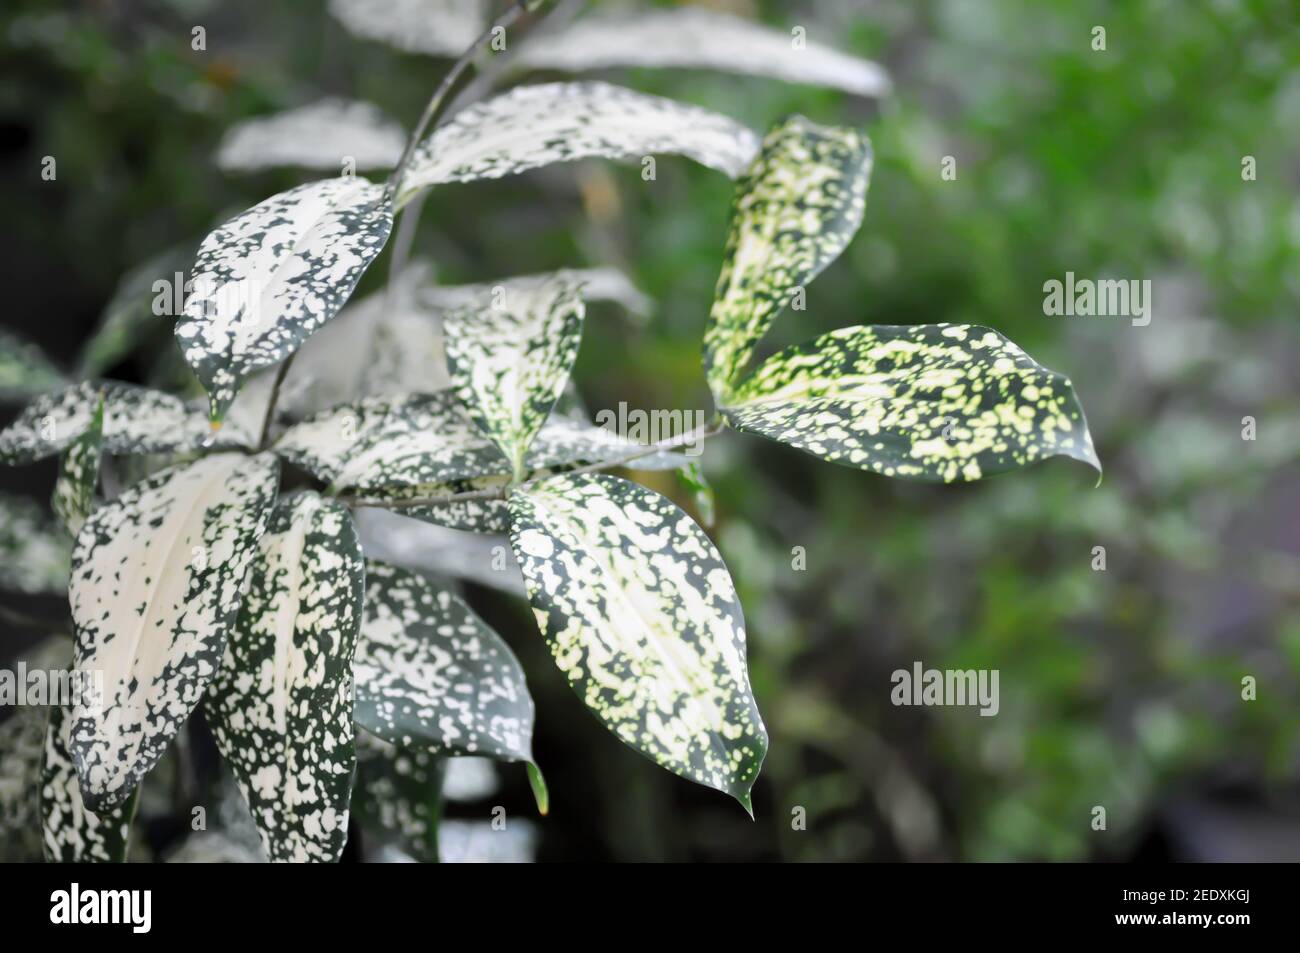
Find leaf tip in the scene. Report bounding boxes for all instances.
[526,761,549,816]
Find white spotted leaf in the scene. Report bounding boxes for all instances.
[518,8,890,98]
[68,452,280,811]
[398,82,760,203]
[41,702,134,863]
[205,491,365,863]
[444,273,585,481]
[508,473,766,811]
[50,393,104,538]
[352,733,444,862]
[176,177,394,424]
[723,324,1101,482]
[703,117,872,402]
[355,560,535,763]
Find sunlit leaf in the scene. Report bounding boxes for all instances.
[176,177,393,423]
[205,491,365,862]
[399,82,760,202]
[507,473,766,811]
[723,324,1101,482]
[518,8,891,97]
[703,116,872,402]
[68,452,279,811]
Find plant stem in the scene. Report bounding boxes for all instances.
[257,353,296,450]
[340,420,724,511]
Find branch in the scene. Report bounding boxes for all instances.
[257,352,296,450]
[341,419,724,511]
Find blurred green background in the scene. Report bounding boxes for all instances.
[1,0,1298,861]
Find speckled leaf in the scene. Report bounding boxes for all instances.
[176,177,394,423]
[51,394,104,538]
[355,560,534,762]
[205,492,365,862]
[41,703,134,863]
[703,117,872,402]
[68,452,280,811]
[723,324,1101,482]
[0,381,250,465]
[353,733,444,863]
[444,273,585,480]
[328,0,487,56]
[0,329,65,401]
[398,82,760,203]
[275,391,684,494]
[507,473,766,811]
[0,493,70,594]
[217,98,405,172]
[517,8,890,97]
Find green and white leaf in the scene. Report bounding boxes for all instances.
[353,733,444,863]
[0,493,70,594]
[723,324,1101,482]
[0,381,250,465]
[354,476,515,535]
[41,702,134,863]
[517,8,891,97]
[507,473,766,810]
[328,0,487,57]
[217,98,405,172]
[205,492,365,863]
[0,329,64,401]
[68,452,279,811]
[398,81,760,202]
[703,116,872,401]
[444,272,585,480]
[355,560,535,761]
[176,177,394,423]
[51,393,104,538]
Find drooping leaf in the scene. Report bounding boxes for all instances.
[51,393,104,538]
[703,116,872,402]
[722,324,1101,482]
[0,381,251,465]
[398,81,760,202]
[444,272,585,480]
[274,391,685,494]
[41,702,134,863]
[205,491,365,862]
[216,98,406,172]
[352,733,445,863]
[176,177,394,423]
[68,452,279,811]
[517,8,891,97]
[0,493,70,594]
[328,0,488,56]
[507,473,767,811]
[355,560,535,762]
[0,330,65,402]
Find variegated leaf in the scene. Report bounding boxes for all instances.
[217,98,405,172]
[356,476,514,534]
[274,391,684,494]
[517,8,891,98]
[51,393,104,538]
[398,82,760,202]
[0,329,65,401]
[41,703,134,863]
[355,560,534,763]
[328,0,488,56]
[69,452,280,811]
[205,492,365,863]
[723,324,1101,482]
[0,493,70,594]
[0,381,250,465]
[444,272,585,480]
[507,473,766,811]
[703,117,872,402]
[353,733,444,863]
[176,177,394,423]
